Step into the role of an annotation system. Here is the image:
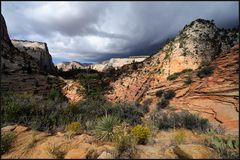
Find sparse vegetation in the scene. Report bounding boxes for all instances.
[184,77,192,85]
[157,98,169,110]
[65,122,81,134]
[155,90,163,97]
[113,122,136,158]
[167,69,193,81]
[131,125,150,145]
[95,115,120,141]
[174,129,186,144]
[1,132,16,154]
[197,66,214,78]
[204,135,239,159]
[150,110,210,132]
[25,132,38,149]
[163,90,176,100]
[47,143,66,159]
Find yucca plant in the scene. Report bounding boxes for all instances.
[95,115,120,141]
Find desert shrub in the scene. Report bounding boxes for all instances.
[111,103,144,125]
[155,90,163,97]
[184,77,192,85]
[204,135,239,159]
[1,132,16,154]
[174,129,186,144]
[197,66,214,78]
[163,90,176,100]
[84,120,95,131]
[113,122,136,158]
[65,122,81,134]
[48,88,59,101]
[150,110,210,132]
[47,144,66,159]
[141,99,152,113]
[1,92,78,132]
[167,69,193,81]
[25,132,38,149]
[167,73,180,81]
[1,92,36,123]
[157,99,169,110]
[95,115,120,141]
[131,125,150,144]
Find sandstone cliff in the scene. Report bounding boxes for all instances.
[106,19,239,135]
[12,39,57,74]
[1,14,64,96]
[55,61,84,71]
[90,56,149,72]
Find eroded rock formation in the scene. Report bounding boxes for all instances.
[12,39,57,74]
[106,19,239,135]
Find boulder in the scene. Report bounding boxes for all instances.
[1,125,17,132]
[172,144,219,159]
[97,151,114,159]
[14,125,29,133]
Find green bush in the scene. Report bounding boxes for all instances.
[150,110,210,132]
[113,122,136,158]
[167,69,193,81]
[205,136,239,159]
[184,77,192,85]
[111,103,144,125]
[167,73,180,81]
[157,99,169,110]
[48,88,59,101]
[95,115,120,141]
[197,66,214,78]
[1,132,16,154]
[155,90,163,97]
[65,122,81,134]
[163,90,176,100]
[131,125,151,144]
[1,92,78,132]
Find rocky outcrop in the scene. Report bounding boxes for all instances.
[170,144,219,159]
[62,79,84,103]
[55,61,84,72]
[1,14,65,97]
[106,19,239,135]
[12,39,57,74]
[90,56,149,72]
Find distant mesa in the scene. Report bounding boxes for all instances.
[90,56,149,72]
[55,61,84,71]
[11,39,57,74]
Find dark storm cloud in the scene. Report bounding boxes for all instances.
[2,1,239,63]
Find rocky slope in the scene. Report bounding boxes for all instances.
[106,19,239,135]
[55,61,84,71]
[0,14,67,98]
[12,39,57,74]
[2,125,223,159]
[90,56,149,72]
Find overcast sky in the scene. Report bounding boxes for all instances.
[2,1,239,64]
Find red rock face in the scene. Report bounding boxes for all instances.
[106,45,239,135]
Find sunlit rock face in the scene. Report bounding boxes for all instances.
[12,39,57,74]
[55,61,84,71]
[90,56,149,72]
[106,19,239,135]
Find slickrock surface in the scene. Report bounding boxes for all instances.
[106,19,239,135]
